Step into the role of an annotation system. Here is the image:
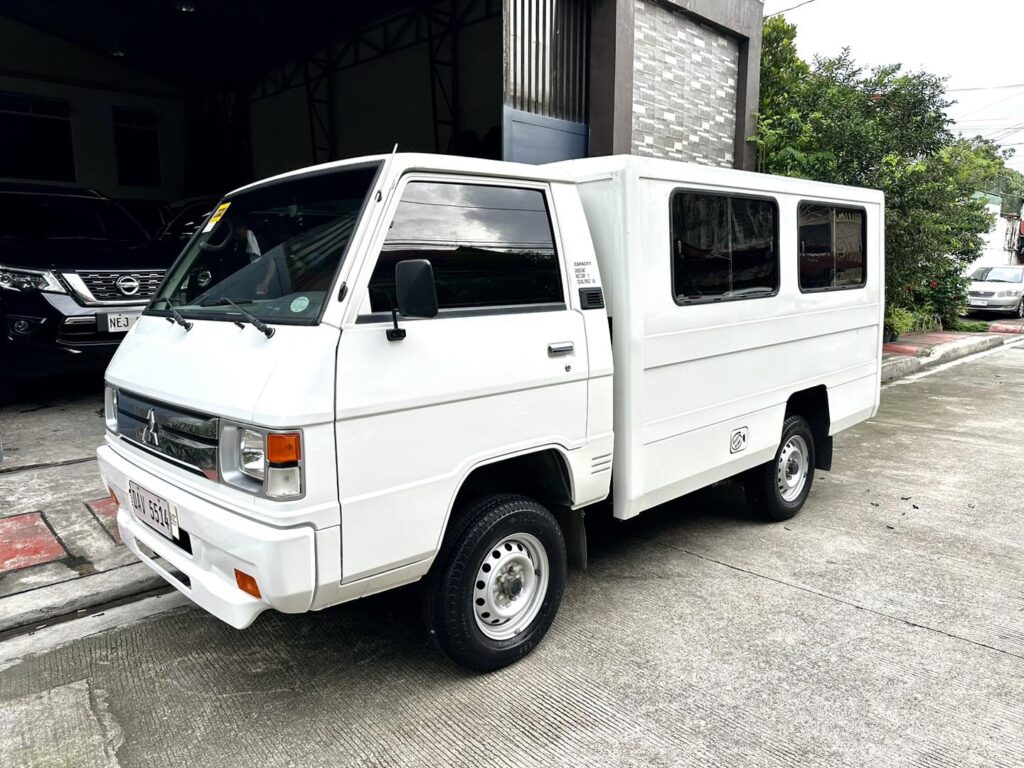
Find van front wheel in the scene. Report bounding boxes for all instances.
[422,494,566,672]
[745,414,816,522]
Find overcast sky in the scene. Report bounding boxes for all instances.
[760,0,1024,174]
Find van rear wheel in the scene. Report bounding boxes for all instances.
[421,494,566,672]
[745,414,815,522]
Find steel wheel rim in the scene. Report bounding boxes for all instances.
[777,434,809,503]
[473,532,549,641]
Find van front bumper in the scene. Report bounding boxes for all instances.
[97,443,316,629]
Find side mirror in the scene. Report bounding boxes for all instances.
[395,259,438,319]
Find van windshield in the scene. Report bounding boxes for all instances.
[148,163,380,325]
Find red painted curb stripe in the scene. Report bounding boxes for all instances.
[0,512,66,573]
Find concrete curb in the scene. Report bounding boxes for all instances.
[0,563,166,634]
[882,334,1007,384]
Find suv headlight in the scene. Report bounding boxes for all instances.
[221,424,303,499]
[0,265,66,293]
[104,385,119,433]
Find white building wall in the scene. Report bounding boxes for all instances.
[965,200,1023,274]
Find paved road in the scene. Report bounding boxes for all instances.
[2,345,1023,768]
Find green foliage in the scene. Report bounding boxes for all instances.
[915,258,969,328]
[946,318,991,333]
[993,166,1024,215]
[884,306,916,338]
[752,18,1006,321]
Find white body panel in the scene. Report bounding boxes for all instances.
[97,153,882,628]
[552,156,884,519]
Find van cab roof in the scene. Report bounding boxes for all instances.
[226,152,884,204]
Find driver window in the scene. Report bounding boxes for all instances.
[365,181,564,314]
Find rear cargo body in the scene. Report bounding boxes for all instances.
[552,156,885,519]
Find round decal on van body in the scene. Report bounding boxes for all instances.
[290,296,310,313]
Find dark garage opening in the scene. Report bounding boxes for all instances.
[0,0,505,210]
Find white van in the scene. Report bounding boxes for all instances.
[97,154,884,670]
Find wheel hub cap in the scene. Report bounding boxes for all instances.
[777,434,809,503]
[474,533,549,641]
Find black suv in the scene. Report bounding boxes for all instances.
[0,182,175,390]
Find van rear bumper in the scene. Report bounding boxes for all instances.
[97,444,317,629]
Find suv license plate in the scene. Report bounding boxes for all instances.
[129,481,179,540]
[104,313,138,333]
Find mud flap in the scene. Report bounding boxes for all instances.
[554,507,587,569]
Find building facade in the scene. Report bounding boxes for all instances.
[0,0,764,203]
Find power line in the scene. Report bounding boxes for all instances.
[956,89,1024,118]
[947,82,1024,93]
[765,0,819,18]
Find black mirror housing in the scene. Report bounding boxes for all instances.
[395,259,439,319]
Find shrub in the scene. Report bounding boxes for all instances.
[885,306,915,338]
[946,318,991,333]
[915,260,969,328]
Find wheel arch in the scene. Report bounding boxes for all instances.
[785,385,833,471]
[431,446,585,569]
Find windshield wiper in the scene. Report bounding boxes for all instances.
[207,297,275,338]
[165,305,193,332]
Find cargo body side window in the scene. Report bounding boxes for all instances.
[798,204,866,291]
[670,191,779,305]
[367,181,564,313]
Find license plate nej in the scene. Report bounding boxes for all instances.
[103,313,138,333]
[129,481,179,540]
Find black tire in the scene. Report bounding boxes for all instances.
[1013,299,1024,320]
[421,494,566,672]
[745,414,816,522]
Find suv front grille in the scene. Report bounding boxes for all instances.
[116,391,219,479]
[79,270,165,302]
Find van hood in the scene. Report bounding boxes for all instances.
[0,236,177,271]
[104,315,340,427]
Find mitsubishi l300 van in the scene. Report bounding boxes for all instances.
[98,153,884,670]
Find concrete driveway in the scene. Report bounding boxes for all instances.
[1,344,1023,767]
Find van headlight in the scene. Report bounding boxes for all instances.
[221,424,303,499]
[239,429,266,480]
[104,385,119,433]
[0,265,66,293]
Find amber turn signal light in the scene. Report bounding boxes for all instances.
[234,569,262,598]
[266,432,301,464]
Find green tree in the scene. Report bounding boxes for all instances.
[751,17,1006,326]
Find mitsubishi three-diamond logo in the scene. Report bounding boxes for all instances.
[142,408,160,447]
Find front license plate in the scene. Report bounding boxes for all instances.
[129,482,179,540]
[971,300,988,307]
[104,313,138,333]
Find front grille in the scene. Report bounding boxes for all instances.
[970,290,994,298]
[116,391,219,479]
[79,270,165,302]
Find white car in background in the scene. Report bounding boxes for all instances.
[968,266,1024,318]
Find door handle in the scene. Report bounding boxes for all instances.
[548,342,574,357]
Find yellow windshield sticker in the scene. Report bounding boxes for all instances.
[202,202,231,233]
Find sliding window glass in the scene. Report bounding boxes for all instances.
[671,192,778,304]
[798,204,866,290]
